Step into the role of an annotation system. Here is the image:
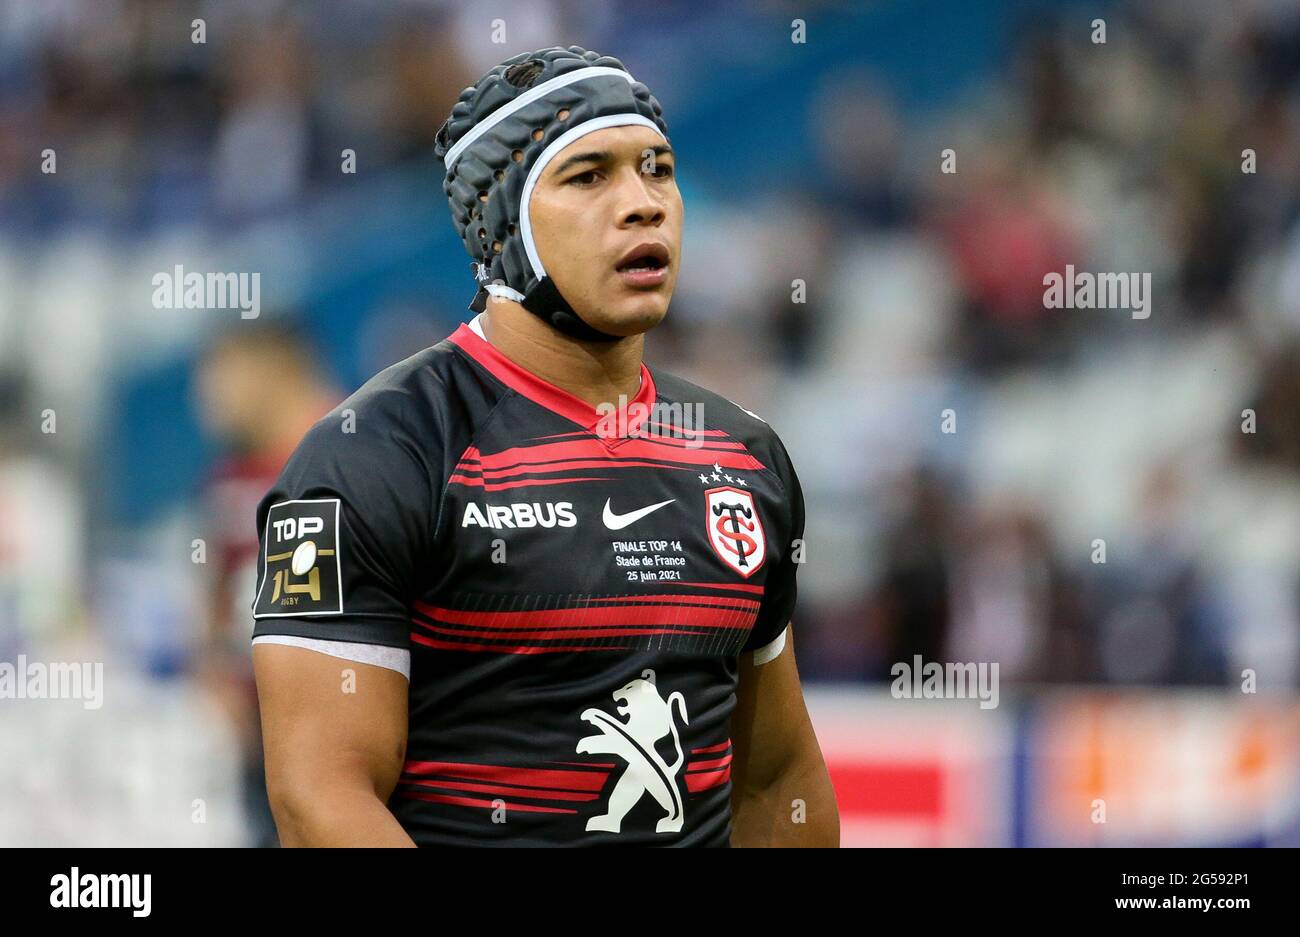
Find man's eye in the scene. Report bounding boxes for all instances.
[650,163,674,177]
[569,170,599,185]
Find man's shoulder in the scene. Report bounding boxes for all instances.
[649,367,793,473]
[334,335,470,422]
[286,335,494,478]
[327,331,506,428]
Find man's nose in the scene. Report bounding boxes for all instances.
[615,167,666,226]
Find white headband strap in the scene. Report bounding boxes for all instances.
[518,113,667,279]
[442,66,637,172]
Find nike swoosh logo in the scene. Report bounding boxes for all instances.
[602,498,676,530]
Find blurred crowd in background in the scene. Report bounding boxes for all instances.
[2,0,1299,845]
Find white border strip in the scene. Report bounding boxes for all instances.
[252,635,411,680]
[751,625,789,666]
[252,498,345,618]
[442,66,636,171]
[518,113,667,279]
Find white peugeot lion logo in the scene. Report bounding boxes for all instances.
[576,669,690,834]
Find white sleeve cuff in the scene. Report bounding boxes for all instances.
[749,626,788,666]
[252,634,410,679]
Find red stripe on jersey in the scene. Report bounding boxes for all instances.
[413,620,717,641]
[691,740,733,754]
[475,437,763,472]
[403,760,611,792]
[594,594,761,610]
[414,602,757,632]
[685,765,731,793]
[448,323,657,441]
[551,761,618,769]
[397,790,578,814]
[448,474,614,491]
[534,426,732,443]
[529,428,739,451]
[686,753,733,772]
[613,437,750,452]
[676,580,767,594]
[404,778,601,803]
[411,632,631,653]
[475,458,697,478]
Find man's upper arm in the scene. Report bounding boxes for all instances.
[732,627,815,792]
[248,396,437,828]
[254,642,409,803]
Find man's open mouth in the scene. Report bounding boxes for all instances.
[618,258,665,272]
[615,242,670,273]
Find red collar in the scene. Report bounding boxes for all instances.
[447,323,658,442]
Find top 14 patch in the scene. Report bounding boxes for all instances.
[253,498,344,617]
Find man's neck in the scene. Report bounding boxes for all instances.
[478,300,644,408]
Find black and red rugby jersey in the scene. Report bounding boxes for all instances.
[251,318,805,846]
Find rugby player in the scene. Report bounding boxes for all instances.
[252,46,838,846]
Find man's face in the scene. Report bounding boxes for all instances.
[527,124,682,337]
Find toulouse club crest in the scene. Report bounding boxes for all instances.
[704,486,766,577]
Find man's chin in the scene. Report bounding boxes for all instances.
[581,301,669,338]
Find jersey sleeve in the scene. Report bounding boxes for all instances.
[743,431,805,658]
[251,408,437,649]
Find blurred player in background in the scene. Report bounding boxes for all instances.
[194,323,339,846]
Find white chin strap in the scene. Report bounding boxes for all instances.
[484,282,526,303]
